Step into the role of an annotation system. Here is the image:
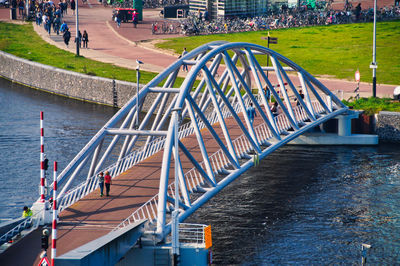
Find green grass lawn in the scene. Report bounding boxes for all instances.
[0,22,159,84]
[157,20,400,85]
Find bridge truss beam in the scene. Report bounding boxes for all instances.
[44,41,347,241]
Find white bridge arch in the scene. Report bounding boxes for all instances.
[49,41,349,241]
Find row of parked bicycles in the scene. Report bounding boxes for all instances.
[179,6,400,36]
[106,0,187,8]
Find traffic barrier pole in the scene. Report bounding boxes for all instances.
[51,161,57,266]
[40,111,45,202]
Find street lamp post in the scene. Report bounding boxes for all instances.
[371,0,377,97]
[75,0,80,56]
[135,60,144,128]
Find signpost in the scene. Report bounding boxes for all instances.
[38,257,50,266]
[261,34,278,77]
[371,0,377,97]
[354,69,360,100]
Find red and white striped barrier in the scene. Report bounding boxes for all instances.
[51,161,58,266]
[40,111,45,202]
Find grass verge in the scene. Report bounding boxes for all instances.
[157,20,400,85]
[343,97,400,115]
[1,21,399,114]
[0,22,159,84]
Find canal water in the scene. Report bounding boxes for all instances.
[1,78,399,264]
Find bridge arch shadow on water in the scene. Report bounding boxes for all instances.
[0,41,349,257]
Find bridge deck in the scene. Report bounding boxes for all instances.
[33,112,259,264]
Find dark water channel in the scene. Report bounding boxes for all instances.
[1,78,399,264]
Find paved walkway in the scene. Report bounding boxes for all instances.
[0,2,397,99]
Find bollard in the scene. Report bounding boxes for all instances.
[40,112,45,202]
[361,243,372,265]
[51,161,58,266]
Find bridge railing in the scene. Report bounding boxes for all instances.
[59,98,325,223]
[178,223,207,246]
[113,101,326,230]
[0,209,43,247]
[57,95,249,213]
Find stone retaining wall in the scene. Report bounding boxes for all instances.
[0,51,144,109]
[376,111,400,143]
[2,51,400,143]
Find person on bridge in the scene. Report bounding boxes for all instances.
[271,101,280,116]
[247,102,256,125]
[295,89,305,106]
[104,171,112,196]
[22,206,33,217]
[98,172,104,197]
[264,85,271,102]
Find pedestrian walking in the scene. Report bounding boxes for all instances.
[181,47,188,71]
[74,30,82,48]
[60,21,68,33]
[46,15,52,34]
[18,0,24,16]
[296,89,305,106]
[115,10,122,28]
[98,172,104,197]
[104,171,111,196]
[264,85,271,102]
[70,0,75,15]
[132,10,138,28]
[82,30,89,48]
[63,28,71,47]
[270,101,280,116]
[53,15,61,35]
[247,102,256,125]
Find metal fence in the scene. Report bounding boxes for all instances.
[113,99,328,231]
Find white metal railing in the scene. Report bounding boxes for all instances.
[0,209,43,246]
[113,100,327,230]
[60,97,326,229]
[57,95,250,213]
[178,223,207,246]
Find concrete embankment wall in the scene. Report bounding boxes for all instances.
[0,51,142,109]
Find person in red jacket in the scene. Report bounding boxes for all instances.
[104,171,112,196]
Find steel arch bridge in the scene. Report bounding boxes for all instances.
[49,41,348,241]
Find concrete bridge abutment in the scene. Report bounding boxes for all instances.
[289,111,379,145]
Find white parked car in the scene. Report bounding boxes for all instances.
[0,0,10,7]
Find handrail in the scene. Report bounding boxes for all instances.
[0,209,43,247]
[57,94,248,213]
[59,98,325,230]
[114,101,326,231]
[178,223,207,246]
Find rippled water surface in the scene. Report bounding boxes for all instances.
[0,78,117,219]
[187,145,400,264]
[1,78,399,264]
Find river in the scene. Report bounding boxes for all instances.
[0,78,399,264]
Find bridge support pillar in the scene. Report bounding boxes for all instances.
[336,112,358,137]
